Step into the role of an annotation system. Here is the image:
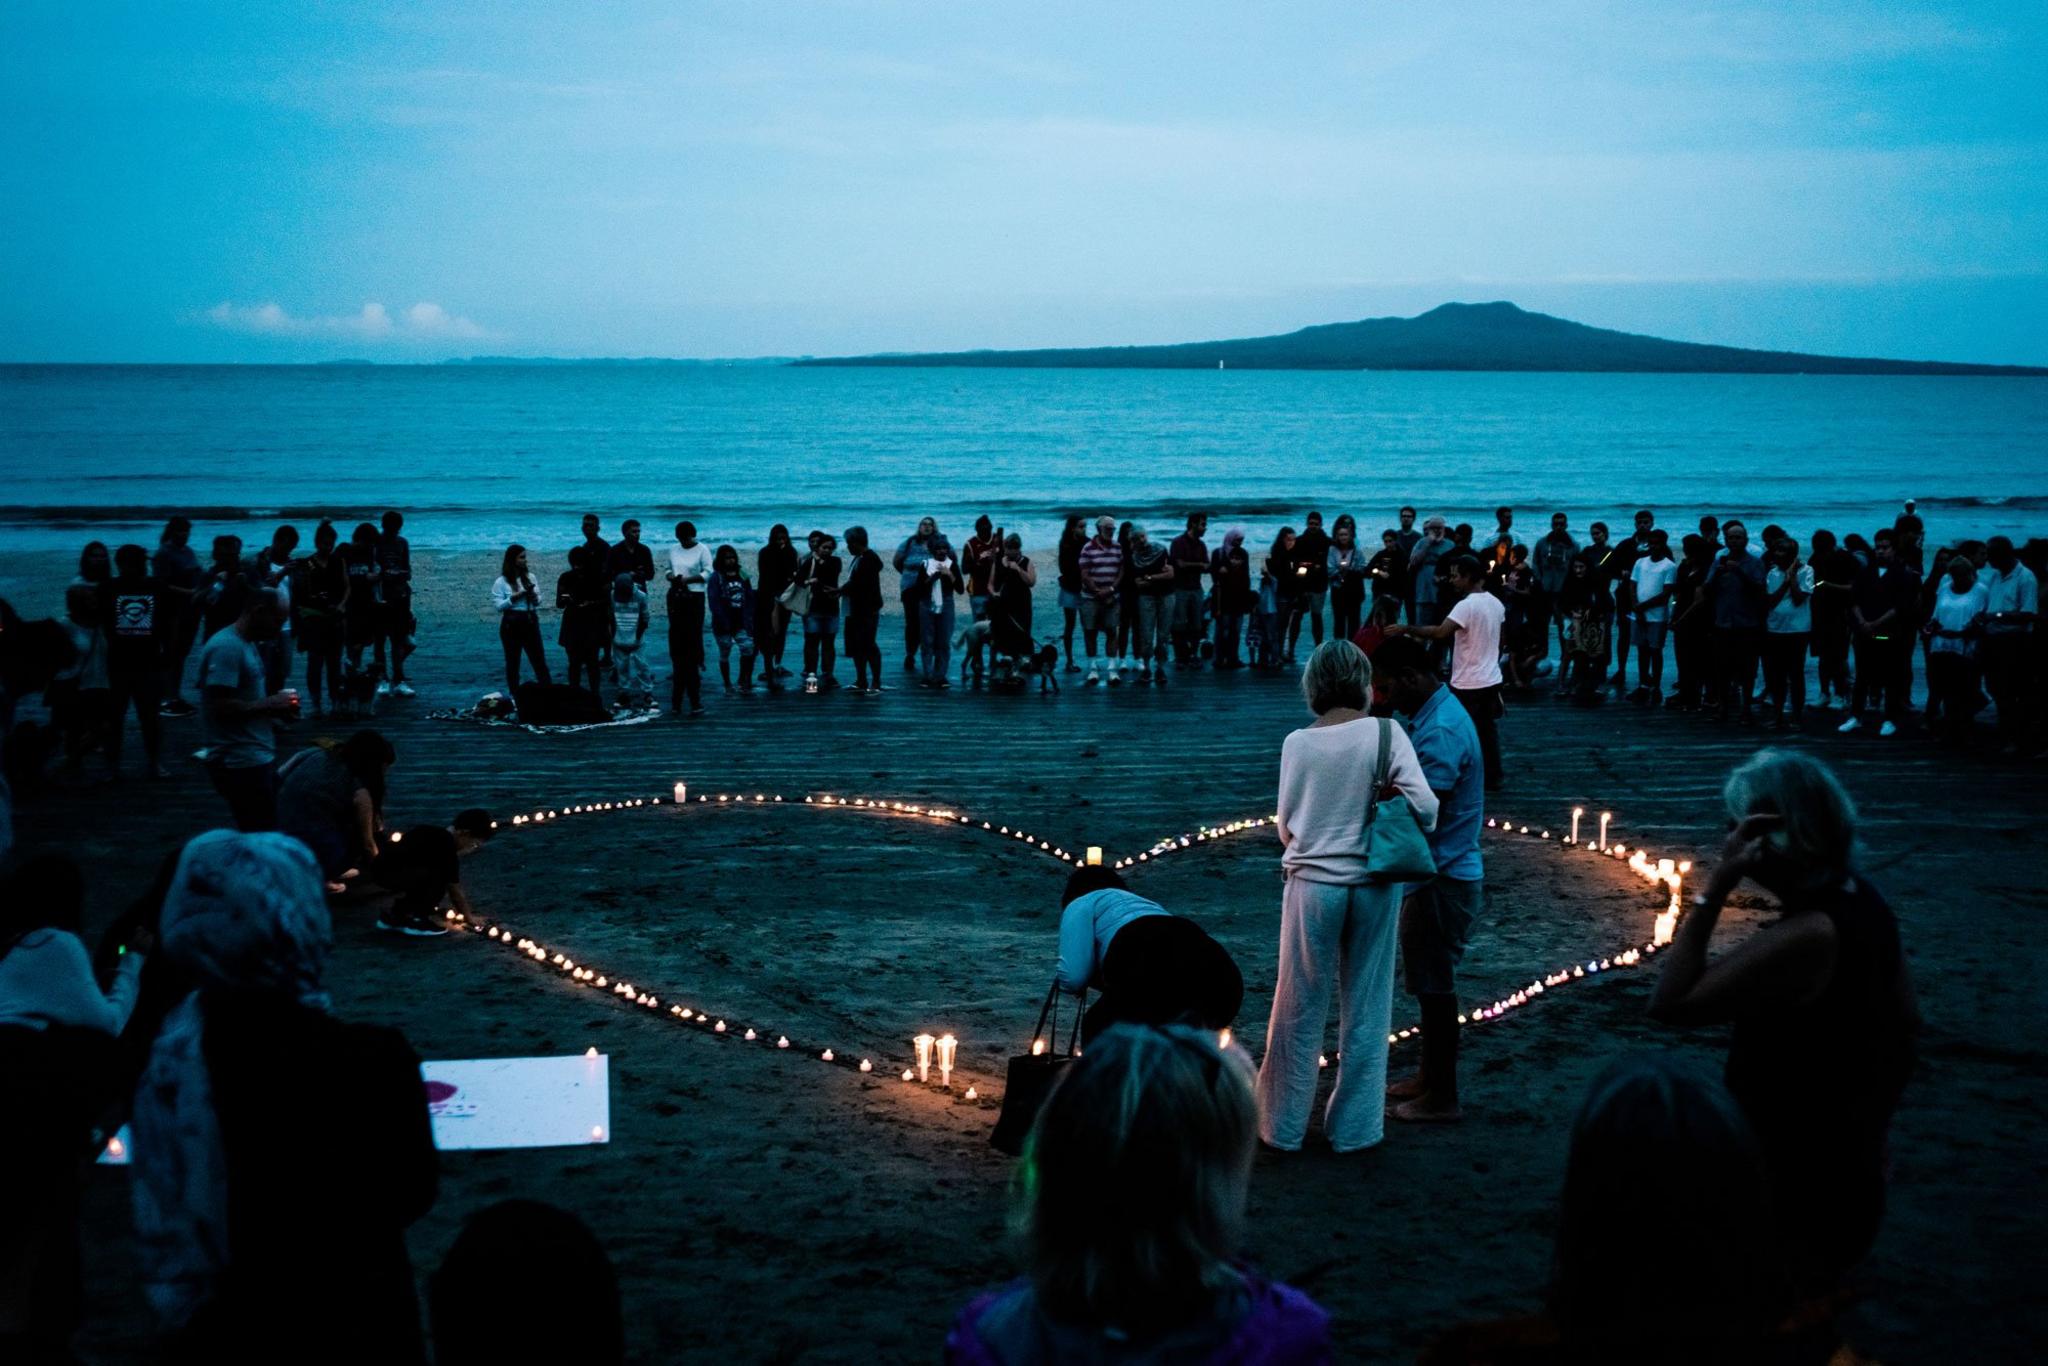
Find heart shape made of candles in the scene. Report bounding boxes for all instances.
[453,786,1688,1092]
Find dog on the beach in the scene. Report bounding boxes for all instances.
[332,659,386,721]
[957,618,1061,694]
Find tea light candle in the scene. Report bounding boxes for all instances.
[1085,846,1103,866]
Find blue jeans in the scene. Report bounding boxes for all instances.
[920,601,955,681]
[803,610,838,677]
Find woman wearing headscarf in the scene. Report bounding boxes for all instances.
[132,831,436,1363]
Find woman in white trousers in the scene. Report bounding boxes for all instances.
[1257,640,1438,1152]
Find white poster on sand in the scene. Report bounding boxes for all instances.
[425,1053,612,1150]
[97,1051,613,1164]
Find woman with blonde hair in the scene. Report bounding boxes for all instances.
[1651,748,1918,1287]
[946,1024,1329,1363]
[1257,640,1438,1153]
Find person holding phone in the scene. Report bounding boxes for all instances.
[1650,750,1918,1287]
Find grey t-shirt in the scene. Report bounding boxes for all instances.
[198,628,275,768]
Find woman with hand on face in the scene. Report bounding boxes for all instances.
[1650,750,1918,1290]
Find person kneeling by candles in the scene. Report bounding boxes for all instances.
[368,808,495,938]
[1055,866,1243,1045]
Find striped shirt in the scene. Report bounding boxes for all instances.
[1077,538,1123,598]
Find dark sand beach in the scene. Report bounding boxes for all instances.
[4,547,2042,1363]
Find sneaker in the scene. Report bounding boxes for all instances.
[393,682,415,698]
[1837,716,1862,734]
[1108,671,1123,686]
[401,916,450,938]
[1085,670,1101,686]
[376,680,393,696]
[1879,720,1898,738]
[159,699,197,718]
[1064,662,1081,673]
[689,704,708,717]
[375,914,405,933]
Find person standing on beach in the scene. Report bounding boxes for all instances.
[1923,554,1990,744]
[893,518,939,674]
[1976,536,2039,753]
[199,535,247,642]
[1287,511,1331,660]
[374,511,415,697]
[1532,512,1577,662]
[152,516,202,719]
[1626,530,1678,706]
[555,547,609,695]
[1077,516,1122,685]
[1840,530,1920,737]
[1389,556,1506,791]
[491,545,550,693]
[1127,527,1174,685]
[1257,640,1438,1152]
[1610,509,1656,691]
[291,522,350,719]
[579,515,612,676]
[842,527,885,694]
[1327,516,1367,643]
[1408,516,1452,643]
[101,545,169,779]
[916,536,963,689]
[706,545,757,694]
[1703,522,1768,723]
[1371,636,1485,1123]
[1807,529,1856,711]
[244,526,299,692]
[962,516,998,623]
[341,523,383,708]
[1169,513,1209,667]
[1210,528,1252,669]
[797,532,842,690]
[1762,537,1814,728]
[197,589,296,829]
[665,522,712,716]
[1393,506,1421,623]
[755,524,798,684]
[1056,515,1086,673]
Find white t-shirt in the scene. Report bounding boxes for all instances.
[1445,592,1506,690]
[1765,563,1815,634]
[667,542,714,594]
[1930,580,1989,657]
[1629,555,1680,623]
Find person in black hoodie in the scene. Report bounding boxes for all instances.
[132,830,436,1364]
[554,545,609,696]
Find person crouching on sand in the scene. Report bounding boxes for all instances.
[1053,866,1243,1046]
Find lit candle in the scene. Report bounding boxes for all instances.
[1085,846,1103,866]
[674,781,687,803]
[821,1048,834,1062]
[914,1033,935,1083]
[1217,1028,1232,1051]
[1031,1038,1046,1057]
[1598,811,1612,850]
[1570,807,1583,844]
[902,1068,915,1081]
[859,1059,872,1072]
[963,1086,978,1100]
[591,1125,605,1140]
[936,1034,958,1088]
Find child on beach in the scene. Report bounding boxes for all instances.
[608,572,650,704]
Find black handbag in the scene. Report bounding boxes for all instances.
[989,982,1082,1156]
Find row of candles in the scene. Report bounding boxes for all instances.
[477,780,1696,1095]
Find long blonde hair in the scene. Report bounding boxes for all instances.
[1018,1024,1254,1336]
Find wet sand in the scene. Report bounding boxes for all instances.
[3,547,2042,1363]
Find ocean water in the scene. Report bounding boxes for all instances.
[2,364,2045,555]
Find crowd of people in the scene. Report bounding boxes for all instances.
[470,502,2041,761]
[0,497,1970,1362]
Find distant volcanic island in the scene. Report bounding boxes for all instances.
[793,301,2046,375]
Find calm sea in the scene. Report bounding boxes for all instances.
[2,364,2044,555]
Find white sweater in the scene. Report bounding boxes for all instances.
[1277,717,1439,885]
[0,929,145,1035]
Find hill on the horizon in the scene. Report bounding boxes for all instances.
[793,302,2046,376]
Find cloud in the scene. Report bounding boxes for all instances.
[204,300,488,342]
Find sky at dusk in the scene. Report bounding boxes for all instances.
[4,1,2044,363]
